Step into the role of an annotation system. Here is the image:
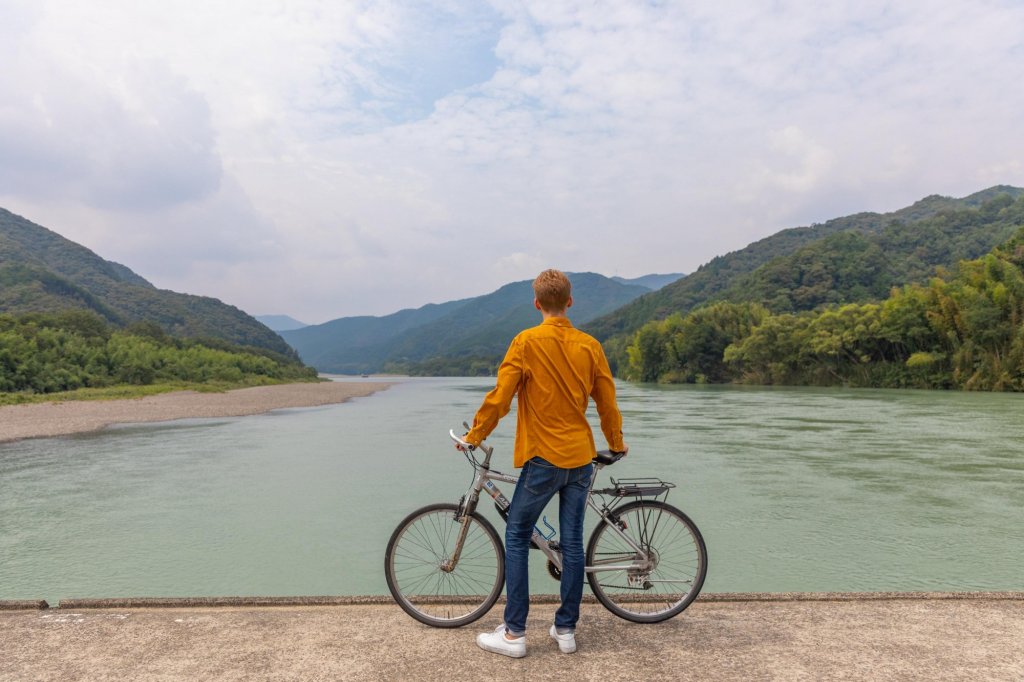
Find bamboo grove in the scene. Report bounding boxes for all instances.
[623,228,1024,390]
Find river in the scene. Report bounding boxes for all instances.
[1,378,1022,604]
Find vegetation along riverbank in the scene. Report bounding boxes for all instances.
[1,207,321,406]
[0,311,317,406]
[623,223,1024,390]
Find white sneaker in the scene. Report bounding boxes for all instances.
[476,624,526,658]
[549,624,577,653]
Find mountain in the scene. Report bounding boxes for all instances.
[626,223,1024,389]
[611,273,684,290]
[587,185,1024,342]
[256,315,308,332]
[0,208,293,356]
[282,272,650,374]
[720,194,1024,312]
[280,297,471,373]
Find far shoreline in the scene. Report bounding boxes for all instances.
[0,381,393,444]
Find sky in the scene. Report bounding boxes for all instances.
[2,1,1023,323]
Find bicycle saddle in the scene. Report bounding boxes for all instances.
[593,450,626,465]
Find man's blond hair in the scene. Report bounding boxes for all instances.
[533,269,572,312]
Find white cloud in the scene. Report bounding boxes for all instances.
[493,251,546,280]
[757,126,836,194]
[2,0,1024,322]
[0,43,221,210]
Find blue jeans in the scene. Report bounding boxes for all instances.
[503,456,593,636]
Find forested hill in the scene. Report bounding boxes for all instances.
[0,208,293,356]
[720,192,1024,312]
[282,272,651,375]
[587,185,1024,342]
[625,223,1024,390]
[280,297,472,373]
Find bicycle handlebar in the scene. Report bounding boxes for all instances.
[450,429,494,457]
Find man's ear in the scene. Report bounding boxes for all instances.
[566,296,573,309]
[534,298,542,311]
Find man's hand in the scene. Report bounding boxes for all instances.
[454,432,475,452]
[614,443,629,457]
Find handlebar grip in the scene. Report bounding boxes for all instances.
[450,429,494,457]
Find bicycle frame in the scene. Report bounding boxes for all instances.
[446,445,650,577]
[385,431,706,627]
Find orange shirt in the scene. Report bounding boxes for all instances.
[465,317,625,469]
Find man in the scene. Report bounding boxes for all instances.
[461,269,628,658]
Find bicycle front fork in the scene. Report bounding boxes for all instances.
[441,492,479,572]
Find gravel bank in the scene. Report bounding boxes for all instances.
[0,382,392,444]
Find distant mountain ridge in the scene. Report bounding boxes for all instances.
[611,273,684,290]
[0,208,293,356]
[588,185,1024,342]
[282,272,653,374]
[281,297,471,373]
[256,315,308,332]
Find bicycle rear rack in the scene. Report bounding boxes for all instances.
[595,477,676,498]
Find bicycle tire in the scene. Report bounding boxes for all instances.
[586,500,707,623]
[384,503,505,628]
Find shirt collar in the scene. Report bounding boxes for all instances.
[542,317,574,328]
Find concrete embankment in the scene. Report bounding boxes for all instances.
[1,593,1021,681]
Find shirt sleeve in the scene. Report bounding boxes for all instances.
[590,343,625,451]
[464,337,523,446]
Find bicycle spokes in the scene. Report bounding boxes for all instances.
[385,505,505,627]
[586,501,706,621]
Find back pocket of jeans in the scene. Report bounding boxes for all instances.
[523,458,560,495]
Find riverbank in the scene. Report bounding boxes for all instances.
[1,594,1021,681]
[0,381,392,444]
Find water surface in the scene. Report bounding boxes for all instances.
[1,379,1021,603]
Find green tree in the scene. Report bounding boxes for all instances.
[626,303,768,383]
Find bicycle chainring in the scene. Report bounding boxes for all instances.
[546,560,562,581]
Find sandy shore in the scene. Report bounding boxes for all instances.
[0,381,392,444]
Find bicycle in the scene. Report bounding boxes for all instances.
[384,427,708,627]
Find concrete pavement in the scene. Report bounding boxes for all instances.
[2,594,1022,681]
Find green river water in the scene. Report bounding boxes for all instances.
[1,378,1022,604]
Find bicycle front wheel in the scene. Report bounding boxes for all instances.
[586,500,707,623]
[384,503,504,628]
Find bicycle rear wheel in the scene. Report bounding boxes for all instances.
[384,503,504,628]
[586,500,707,623]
